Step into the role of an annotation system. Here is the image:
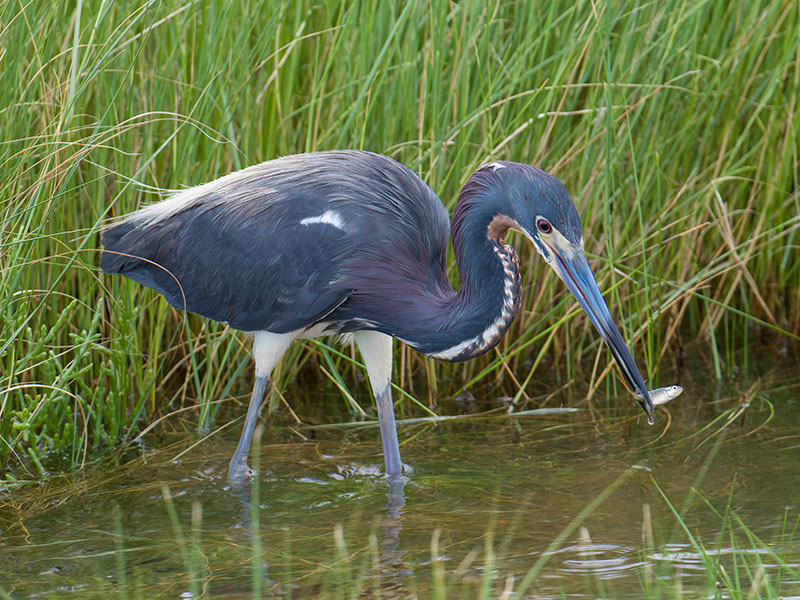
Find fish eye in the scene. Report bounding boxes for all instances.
[536,218,552,234]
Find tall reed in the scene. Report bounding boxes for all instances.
[1,0,797,476]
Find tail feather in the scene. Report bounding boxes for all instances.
[99,219,143,273]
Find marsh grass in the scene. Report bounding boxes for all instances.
[0,0,798,476]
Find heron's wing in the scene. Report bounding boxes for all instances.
[101,150,452,333]
[101,196,352,333]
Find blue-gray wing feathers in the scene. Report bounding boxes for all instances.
[100,151,451,334]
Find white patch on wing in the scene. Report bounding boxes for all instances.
[299,210,345,230]
[486,162,506,171]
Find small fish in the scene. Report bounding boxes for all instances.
[636,384,683,406]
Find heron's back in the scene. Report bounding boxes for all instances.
[100,151,452,333]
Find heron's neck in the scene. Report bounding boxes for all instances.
[402,203,522,362]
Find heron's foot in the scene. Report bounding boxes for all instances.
[385,462,415,479]
[227,460,254,484]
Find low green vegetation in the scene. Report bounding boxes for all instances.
[1,0,798,477]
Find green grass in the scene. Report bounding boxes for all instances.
[0,0,798,477]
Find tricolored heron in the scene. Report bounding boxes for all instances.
[101,150,654,481]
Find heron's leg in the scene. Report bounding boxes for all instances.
[228,375,269,481]
[228,331,294,482]
[354,331,403,476]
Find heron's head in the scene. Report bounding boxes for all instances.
[464,161,654,420]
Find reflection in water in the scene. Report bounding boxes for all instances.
[226,473,256,527]
[375,474,410,594]
[226,468,412,597]
[226,471,276,593]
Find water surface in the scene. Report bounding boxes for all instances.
[1,347,799,598]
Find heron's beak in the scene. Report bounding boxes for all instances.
[540,236,654,421]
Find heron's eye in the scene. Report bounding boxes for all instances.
[536,218,552,234]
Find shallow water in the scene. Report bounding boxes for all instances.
[1,347,799,598]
